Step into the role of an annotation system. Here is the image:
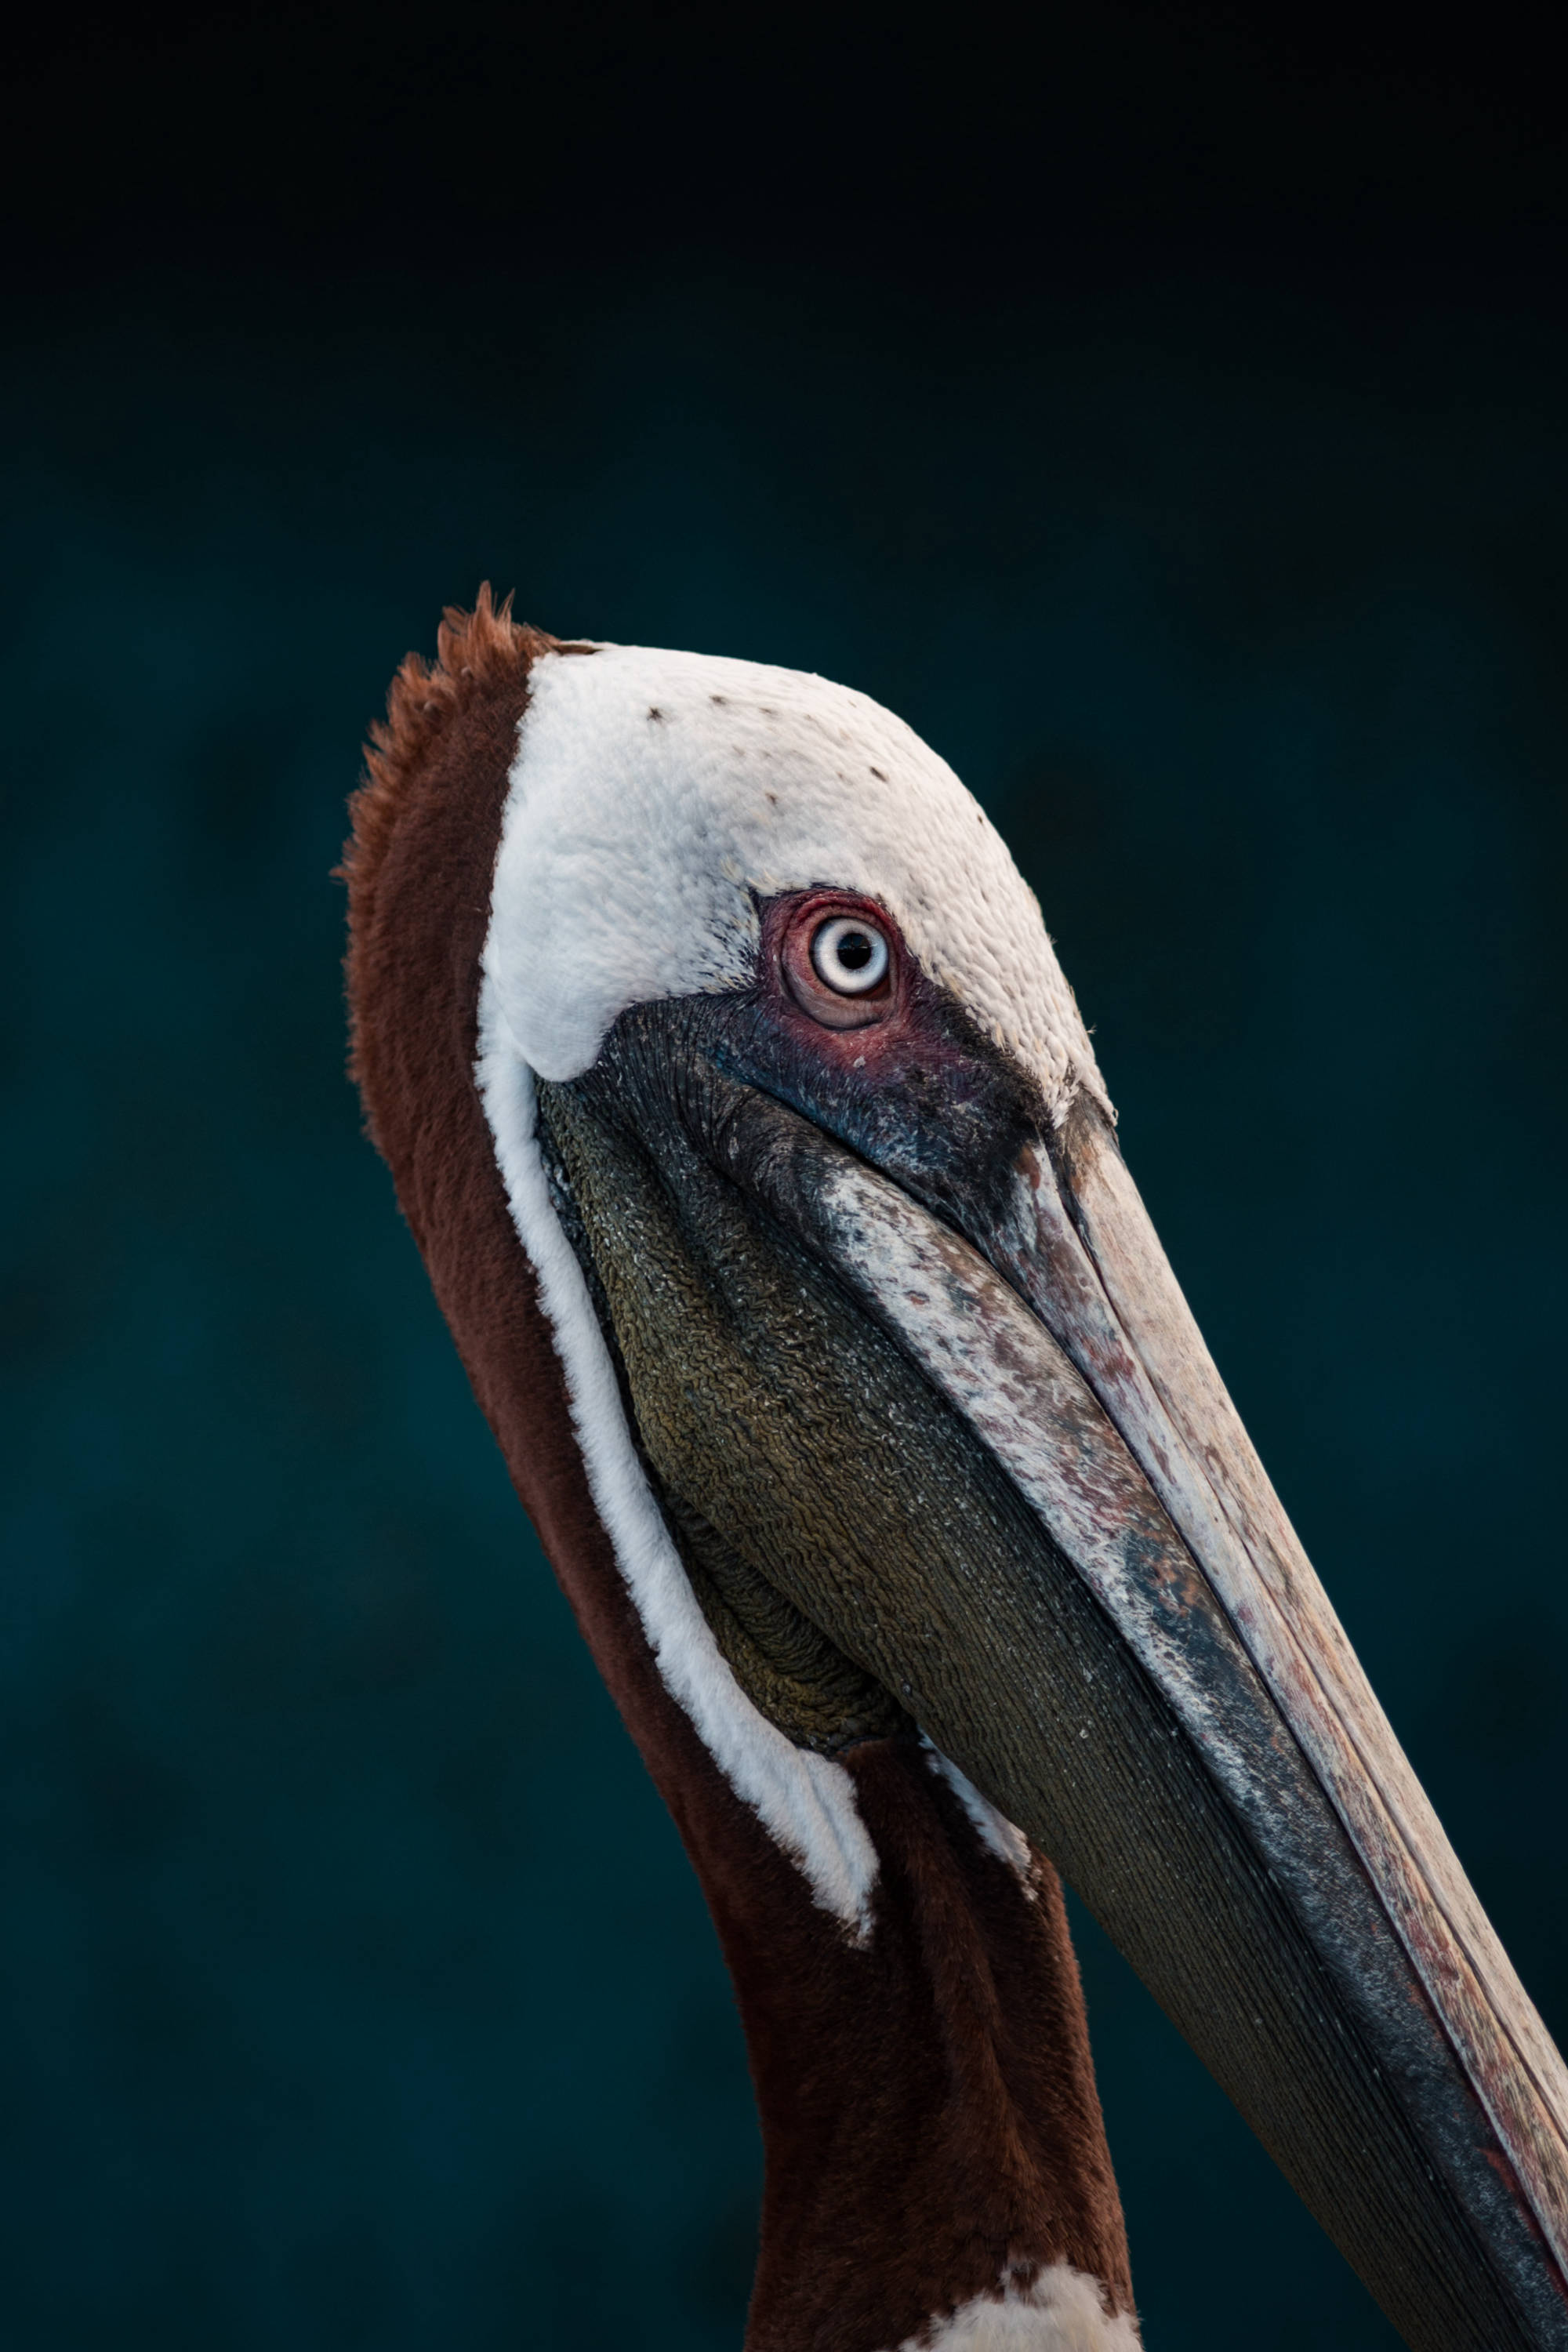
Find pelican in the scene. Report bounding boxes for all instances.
[343,590,1568,2352]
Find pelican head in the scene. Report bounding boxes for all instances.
[345,592,1568,2352]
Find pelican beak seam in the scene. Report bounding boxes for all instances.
[542,996,1567,2352]
[719,1070,1568,2347]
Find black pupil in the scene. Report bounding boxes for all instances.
[837,930,873,971]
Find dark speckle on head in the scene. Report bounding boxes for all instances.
[710,693,727,705]
[766,791,779,805]
[648,706,664,722]
[870,766,887,782]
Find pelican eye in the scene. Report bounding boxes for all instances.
[810,915,890,996]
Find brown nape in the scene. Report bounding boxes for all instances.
[342,594,1135,2350]
[343,584,564,1134]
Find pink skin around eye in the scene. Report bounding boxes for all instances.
[755,892,1030,1192]
[765,890,908,1040]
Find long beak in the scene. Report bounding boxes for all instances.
[719,1078,1568,2352]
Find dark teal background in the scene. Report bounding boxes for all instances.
[3,8,1566,2347]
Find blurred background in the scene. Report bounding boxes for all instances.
[2,5,1565,2347]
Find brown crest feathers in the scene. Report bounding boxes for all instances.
[339,585,586,1157]
[343,586,538,1043]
